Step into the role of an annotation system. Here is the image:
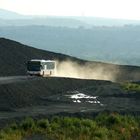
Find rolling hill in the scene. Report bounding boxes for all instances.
[0,38,78,76]
[1,9,140,26]
[0,38,140,82]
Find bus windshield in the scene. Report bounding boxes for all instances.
[27,61,41,71]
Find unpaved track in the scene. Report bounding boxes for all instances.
[0,76,37,85]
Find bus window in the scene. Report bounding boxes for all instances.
[46,62,55,69]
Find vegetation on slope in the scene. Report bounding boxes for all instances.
[122,82,140,92]
[0,113,140,140]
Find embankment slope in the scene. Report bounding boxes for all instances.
[0,38,140,81]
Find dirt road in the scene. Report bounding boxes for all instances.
[0,76,37,85]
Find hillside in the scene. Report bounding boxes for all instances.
[0,38,79,76]
[0,38,140,82]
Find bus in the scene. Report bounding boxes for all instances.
[27,59,56,76]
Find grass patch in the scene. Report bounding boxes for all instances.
[121,82,140,92]
[0,113,140,140]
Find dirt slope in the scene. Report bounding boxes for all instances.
[0,38,79,76]
[0,38,140,81]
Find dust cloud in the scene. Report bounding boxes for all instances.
[55,60,119,82]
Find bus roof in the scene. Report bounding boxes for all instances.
[29,59,55,62]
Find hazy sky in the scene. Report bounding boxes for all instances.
[0,0,140,20]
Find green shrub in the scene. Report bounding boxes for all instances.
[81,119,94,128]
[0,113,139,140]
[61,117,73,128]
[94,127,108,140]
[106,114,121,126]
[72,118,82,128]
[122,83,140,92]
[37,119,49,129]
[10,123,18,131]
[51,116,61,124]
[20,117,35,131]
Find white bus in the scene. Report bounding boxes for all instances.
[27,59,56,76]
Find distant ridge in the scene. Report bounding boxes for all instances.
[0,9,27,19]
[1,9,140,26]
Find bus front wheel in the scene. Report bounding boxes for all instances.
[42,71,45,77]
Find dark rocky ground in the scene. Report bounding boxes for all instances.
[0,76,139,128]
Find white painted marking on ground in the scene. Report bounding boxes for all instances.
[66,90,103,105]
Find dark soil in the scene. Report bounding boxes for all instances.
[0,77,139,128]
